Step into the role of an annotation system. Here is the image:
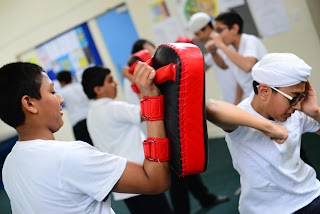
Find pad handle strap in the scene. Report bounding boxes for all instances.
[131,84,140,93]
[129,58,177,84]
[143,137,170,162]
[140,95,164,121]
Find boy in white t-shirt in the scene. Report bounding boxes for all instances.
[81,65,172,214]
[189,12,238,104]
[0,62,170,214]
[206,53,320,213]
[207,11,267,102]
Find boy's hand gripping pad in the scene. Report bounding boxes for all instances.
[130,43,208,176]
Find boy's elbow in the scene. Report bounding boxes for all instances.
[149,179,170,194]
[243,59,257,73]
[206,100,220,122]
[158,180,170,193]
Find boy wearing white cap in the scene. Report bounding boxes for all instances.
[189,12,238,104]
[206,53,320,213]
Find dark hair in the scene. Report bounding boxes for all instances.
[0,62,44,128]
[131,39,156,54]
[56,71,72,84]
[215,11,243,34]
[81,66,111,99]
[203,22,214,31]
[253,80,260,94]
[253,80,278,95]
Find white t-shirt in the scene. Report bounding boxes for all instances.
[58,83,90,126]
[87,98,145,200]
[205,49,238,104]
[231,33,267,100]
[123,78,140,105]
[226,94,320,214]
[2,140,127,214]
[123,78,147,134]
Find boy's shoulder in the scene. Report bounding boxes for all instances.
[49,140,100,162]
[31,139,93,152]
[91,98,139,109]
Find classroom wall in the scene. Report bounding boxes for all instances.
[0,0,319,141]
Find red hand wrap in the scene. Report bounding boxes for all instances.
[140,95,164,121]
[143,137,170,162]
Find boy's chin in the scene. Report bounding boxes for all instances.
[51,121,64,133]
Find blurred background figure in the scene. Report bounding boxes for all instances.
[188,12,238,104]
[56,70,93,145]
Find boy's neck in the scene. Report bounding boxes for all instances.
[231,34,242,51]
[95,95,114,100]
[251,96,273,120]
[16,125,55,141]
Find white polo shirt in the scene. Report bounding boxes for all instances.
[232,33,267,100]
[87,98,145,200]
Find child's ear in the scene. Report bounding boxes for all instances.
[93,86,101,96]
[21,96,38,114]
[257,85,269,101]
[231,24,239,34]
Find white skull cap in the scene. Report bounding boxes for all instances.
[189,12,213,33]
[252,53,311,87]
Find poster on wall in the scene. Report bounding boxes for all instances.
[148,0,185,44]
[174,0,245,22]
[18,23,102,83]
[148,0,171,23]
[172,0,245,36]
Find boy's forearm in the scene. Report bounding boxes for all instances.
[206,100,273,132]
[220,45,256,73]
[143,119,170,192]
[211,53,228,70]
[143,92,170,191]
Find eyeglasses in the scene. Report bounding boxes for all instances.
[214,27,228,33]
[269,86,306,106]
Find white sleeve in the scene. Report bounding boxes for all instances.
[300,112,320,133]
[111,101,141,125]
[242,37,267,60]
[60,142,127,202]
[123,78,140,105]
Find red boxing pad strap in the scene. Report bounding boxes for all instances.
[128,60,138,74]
[175,36,194,44]
[133,49,152,62]
[128,50,152,74]
[143,137,170,162]
[131,84,140,93]
[154,63,177,84]
[140,95,164,121]
[127,50,152,94]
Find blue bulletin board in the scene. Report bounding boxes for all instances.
[18,23,102,81]
[96,3,139,86]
